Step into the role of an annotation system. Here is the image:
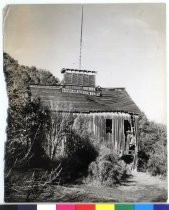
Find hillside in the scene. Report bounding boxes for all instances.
[3,52,60,106]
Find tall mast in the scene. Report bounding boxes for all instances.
[79,5,83,70]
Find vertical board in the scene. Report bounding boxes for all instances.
[65,73,72,85]
[83,74,89,86]
[72,73,78,85]
[78,74,83,86]
[89,75,95,87]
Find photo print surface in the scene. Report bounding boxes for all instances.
[3,4,167,202]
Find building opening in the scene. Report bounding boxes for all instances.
[106,119,112,133]
[124,120,131,135]
[124,120,131,151]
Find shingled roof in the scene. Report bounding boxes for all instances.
[30,85,141,115]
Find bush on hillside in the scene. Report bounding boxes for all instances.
[45,113,98,182]
[147,141,167,177]
[137,112,167,177]
[5,98,51,170]
[3,52,60,169]
[60,129,98,182]
[86,145,127,187]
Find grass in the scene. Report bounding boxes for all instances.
[5,170,167,202]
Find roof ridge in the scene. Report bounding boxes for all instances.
[102,87,125,91]
[61,68,97,74]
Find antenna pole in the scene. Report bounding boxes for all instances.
[79,5,83,69]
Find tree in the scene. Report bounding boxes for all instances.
[137,112,167,176]
[3,52,61,170]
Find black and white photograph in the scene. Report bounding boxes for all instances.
[3,3,167,202]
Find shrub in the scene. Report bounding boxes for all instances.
[86,145,127,187]
[147,141,167,177]
[137,151,149,172]
[5,98,51,169]
[137,112,167,177]
[40,112,98,182]
[5,166,62,202]
[4,52,60,170]
[60,129,98,183]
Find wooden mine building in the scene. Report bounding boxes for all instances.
[30,68,141,167]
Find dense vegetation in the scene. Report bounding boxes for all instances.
[4,53,98,201]
[86,145,127,186]
[138,112,167,177]
[3,53,167,201]
[3,52,60,169]
[4,52,98,168]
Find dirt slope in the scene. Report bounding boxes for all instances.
[51,171,167,202]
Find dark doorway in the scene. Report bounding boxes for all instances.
[124,120,131,135]
[124,120,131,148]
[106,119,112,133]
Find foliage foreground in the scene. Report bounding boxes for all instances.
[3,53,167,202]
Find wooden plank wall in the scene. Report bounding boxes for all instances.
[43,112,139,164]
[64,72,95,87]
[74,112,138,156]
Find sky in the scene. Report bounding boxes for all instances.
[3,3,166,124]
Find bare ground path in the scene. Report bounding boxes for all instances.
[49,171,167,202]
[6,171,167,202]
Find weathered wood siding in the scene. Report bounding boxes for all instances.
[63,72,95,87]
[74,112,139,156]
